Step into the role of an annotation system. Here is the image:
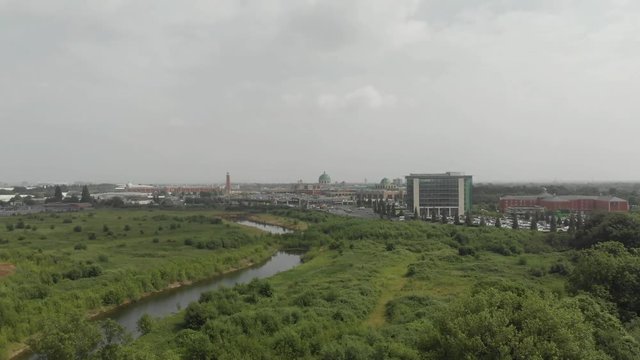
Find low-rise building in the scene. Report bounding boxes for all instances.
[500,193,629,213]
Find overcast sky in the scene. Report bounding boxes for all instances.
[2,0,640,184]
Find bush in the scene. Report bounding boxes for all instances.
[424,288,615,359]
[458,246,475,256]
[517,257,528,265]
[63,218,72,224]
[405,264,417,277]
[137,314,154,335]
[74,243,87,250]
[528,266,546,277]
[152,238,160,243]
[87,233,97,240]
[549,262,570,275]
[124,225,131,231]
[6,224,14,231]
[73,225,82,232]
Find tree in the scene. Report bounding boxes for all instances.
[414,207,419,220]
[431,210,438,223]
[422,287,638,359]
[495,217,502,228]
[530,218,537,231]
[137,313,154,335]
[572,212,640,249]
[53,185,63,202]
[576,212,584,230]
[96,319,132,360]
[28,313,101,360]
[464,212,473,226]
[479,217,486,227]
[511,214,519,230]
[569,214,576,233]
[81,185,92,203]
[550,216,557,233]
[441,214,448,224]
[569,241,640,320]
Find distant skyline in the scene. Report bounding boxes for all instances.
[3,1,640,184]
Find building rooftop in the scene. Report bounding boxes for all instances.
[406,172,470,178]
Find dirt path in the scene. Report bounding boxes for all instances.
[365,259,413,328]
[0,263,15,278]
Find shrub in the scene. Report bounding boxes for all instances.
[152,238,160,243]
[529,266,546,277]
[458,246,475,256]
[124,224,131,231]
[87,233,97,240]
[6,224,14,231]
[549,262,570,275]
[63,218,72,224]
[74,243,87,250]
[406,264,417,277]
[73,225,82,232]
[517,257,528,265]
[137,314,154,335]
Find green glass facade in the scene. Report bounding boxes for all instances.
[405,173,473,217]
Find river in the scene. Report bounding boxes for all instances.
[22,221,299,359]
[104,221,299,337]
[236,220,293,234]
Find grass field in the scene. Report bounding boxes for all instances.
[0,209,282,359]
[126,216,582,359]
[6,211,639,359]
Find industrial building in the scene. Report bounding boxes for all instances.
[405,172,473,218]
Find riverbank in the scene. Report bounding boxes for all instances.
[245,213,308,231]
[8,247,278,360]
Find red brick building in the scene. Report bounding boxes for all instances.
[500,193,629,213]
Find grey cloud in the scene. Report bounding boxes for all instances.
[2,1,640,183]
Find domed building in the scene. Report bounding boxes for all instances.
[357,177,404,205]
[319,171,332,185]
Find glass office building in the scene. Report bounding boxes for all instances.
[405,172,472,217]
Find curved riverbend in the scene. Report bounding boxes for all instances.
[105,251,301,337]
[19,221,299,359]
[95,221,299,337]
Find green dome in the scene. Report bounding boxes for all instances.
[380,178,391,186]
[319,172,331,184]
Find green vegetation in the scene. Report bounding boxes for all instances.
[0,209,279,358]
[115,211,640,359]
[5,209,640,359]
